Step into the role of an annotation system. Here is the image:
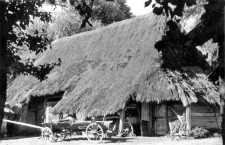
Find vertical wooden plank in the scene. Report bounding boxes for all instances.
[118,109,125,135]
[186,105,191,131]
[149,103,153,136]
[166,104,169,133]
[46,102,50,123]
[141,102,150,136]
[152,103,156,136]
[1,114,8,134]
[155,104,168,135]
[43,98,47,123]
[141,102,150,121]
[137,104,143,136]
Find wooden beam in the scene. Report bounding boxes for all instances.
[149,103,153,136]
[192,113,221,117]
[166,104,169,133]
[152,103,156,136]
[186,105,191,131]
[118,109,125,135]
[141,103,150,136]
[137,104,143,136]
[46,102,50,123]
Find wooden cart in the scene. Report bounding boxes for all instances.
[42,120,111,143]
[42,119,134,143]
[3,117,134,143]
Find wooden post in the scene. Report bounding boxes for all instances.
[118,109,125,136]
[46,102,50,123]
[222,101,225,142]
[0,1,7,134]
[141,102,150,136]
[152,103,156,136]
[44,98,46,122]
[149,103,153,136]
[186,105,191,131]
[166,104,169,133]
[219,31,225,143]
[137,104,143,136]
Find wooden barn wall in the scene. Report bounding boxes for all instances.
[191,104,221,129]
[155,104,168,135]
[14,94,63,135]
[13,103,44,135]
[14,105,30,134]
[140,102,221,136]
[24,109,36,133]
[140,103,150,136]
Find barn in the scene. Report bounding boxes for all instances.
[7,12,220,136]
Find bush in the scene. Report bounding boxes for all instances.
[169,127,221,140]
[191,127,210,139]
[190,127,221,139]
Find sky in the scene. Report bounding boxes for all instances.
[126,0,153,16]
[41,0,153,16]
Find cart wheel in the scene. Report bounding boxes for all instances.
[122,122,134,137]
[42,127,53,142]
[86,122,104,143]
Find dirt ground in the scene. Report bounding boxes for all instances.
[0,136,222,145]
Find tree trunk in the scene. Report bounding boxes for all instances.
[222,103,225,144]
[0,1,7,135]
[218,22,225,142]
[219,44,225,143]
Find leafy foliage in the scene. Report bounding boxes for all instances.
[170,126,221,140]
[191,127,210,139]
[196,39,219,68]
[145,0,224,72]
[144,0,152,7]
[49,9,82,39]
[36,0,132,39]
[0,0,62,134]
[3,0,61,81]
[91,0,133,25]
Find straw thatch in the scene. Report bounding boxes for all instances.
[7,13,219,118]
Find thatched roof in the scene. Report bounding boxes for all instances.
[7,13,219,117]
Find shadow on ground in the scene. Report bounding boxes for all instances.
[52,136,133,144]
[103,137,133,144]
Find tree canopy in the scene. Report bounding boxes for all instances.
[0,0,61,133]
[145,0,223,73]
[2,0,61,81]
[39,0,132,39]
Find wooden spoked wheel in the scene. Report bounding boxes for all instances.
[86,122,104,143]
[122,122,134,137]
[42,127,53,142]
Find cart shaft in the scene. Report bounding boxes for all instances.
[3,119,43,130]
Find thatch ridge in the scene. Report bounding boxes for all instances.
[7,12,219,117]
